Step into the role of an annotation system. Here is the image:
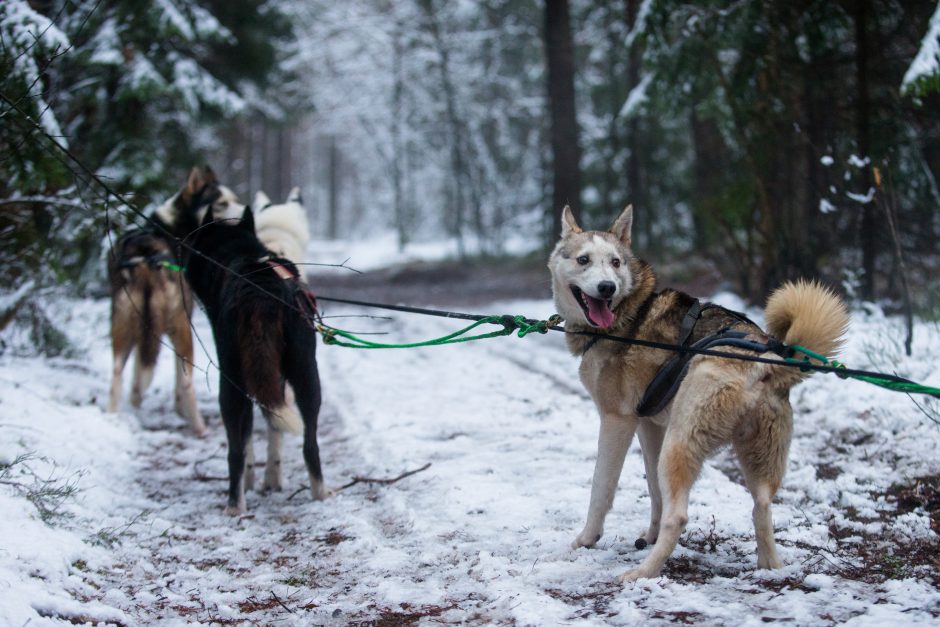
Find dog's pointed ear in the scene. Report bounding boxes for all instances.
[288,186,302,204]
[240,205,256,233]
[184,166,205,200]
[253,190,271,211]
[609,204,633,247]
[203,165,219,186]
[561,205,582,237]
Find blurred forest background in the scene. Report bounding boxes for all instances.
[2,0,940,321]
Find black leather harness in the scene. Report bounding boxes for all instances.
[635,300,791,416]
[581,296,790,417]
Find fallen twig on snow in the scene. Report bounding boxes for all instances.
[287,462,432,500]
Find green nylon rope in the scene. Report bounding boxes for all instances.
[317,318,939,400]
[318,315,560,349]
[788,345,940,398]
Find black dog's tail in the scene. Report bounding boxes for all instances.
[237,296,303,434]
[237,299,284,406]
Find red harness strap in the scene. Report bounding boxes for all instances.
[268,261,295,281]
[265,258,320,323]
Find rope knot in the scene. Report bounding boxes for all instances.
[499,315,556,338]
[830,359,849,379]
[318,325,338,345]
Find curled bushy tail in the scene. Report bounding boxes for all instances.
[764,279,849,388]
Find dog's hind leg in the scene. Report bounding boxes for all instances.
[244,436,256,492]
[621,433,702,582]
[573,414,637,549]
[636,419,666,546]
[734,398,793,570]
[289,358,328,501]
[108,304,135,413]
[108,349,131,413]
[220,377,254,515]
[621,371,740,582]
[130,350,156,408]
[261,424,283,492]
[168,317,206,436]
[299,388,329,500]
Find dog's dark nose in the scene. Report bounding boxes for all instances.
[597,281,616,299]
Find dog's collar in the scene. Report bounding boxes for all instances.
[581,336,601,356]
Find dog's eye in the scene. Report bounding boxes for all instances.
[218,201,229,208]
[577,255,589,265]
[611,258,621,268]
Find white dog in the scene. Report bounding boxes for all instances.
[253,187,310,266]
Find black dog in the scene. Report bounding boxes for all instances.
[157,166,326,514]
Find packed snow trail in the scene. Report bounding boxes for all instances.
[0,294,938,625]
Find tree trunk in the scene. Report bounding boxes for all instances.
[854,0,876,300]
[420,0,476,254]
[624,0,646,248]
[277,126,292,201]
[544,0,582,242]
[689,110,725,253]
[328,135,339,239]
[392,23,407,251]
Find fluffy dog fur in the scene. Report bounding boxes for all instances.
[107,229,206,436]
[549,205,849,582]
[157,166,327,514]
[253,187,309,266]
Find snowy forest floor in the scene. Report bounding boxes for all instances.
[1,252,940,625]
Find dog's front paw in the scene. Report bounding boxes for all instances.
[619,566,659,583]
[262,473,283,493]
[756,555,783,570]
[571,529,602,549]
[311,481,333,501]
[223,504,246,517]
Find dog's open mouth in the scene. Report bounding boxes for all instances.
[570,285,615,328]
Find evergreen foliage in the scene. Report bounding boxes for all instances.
[0,0,296,305]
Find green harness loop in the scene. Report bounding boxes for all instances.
[157,260,186,273]
[318,314,562,349]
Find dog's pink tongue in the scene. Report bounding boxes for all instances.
[585,295,615,328]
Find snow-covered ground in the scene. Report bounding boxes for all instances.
[1,257,939,624]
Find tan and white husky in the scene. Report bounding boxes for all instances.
[107,229,206,436]
[549,204,848,582]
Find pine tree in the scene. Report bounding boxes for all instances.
[0,0,298,342]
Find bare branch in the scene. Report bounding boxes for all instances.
[287,462,432,500]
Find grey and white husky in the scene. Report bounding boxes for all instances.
[549,204,849,582]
